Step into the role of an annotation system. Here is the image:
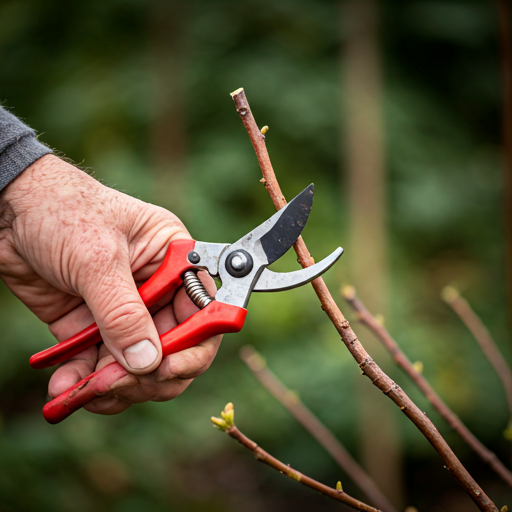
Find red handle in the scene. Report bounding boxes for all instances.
[30,239,196,370]
[42,301,247,424]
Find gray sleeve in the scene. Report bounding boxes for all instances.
[0,106,53,191]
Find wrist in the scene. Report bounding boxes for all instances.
[0,154,57,224]
[2,152,59,199]
[0,155,97,233]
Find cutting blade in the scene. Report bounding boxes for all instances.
[260,184,314,264]
[253,247,343,292]
[230,184,314,265]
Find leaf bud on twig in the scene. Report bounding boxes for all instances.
[412,361,423,374]
[221,402,235,428]
[341,284,356,301]
[211,416,228,430]
[211,403,235,431]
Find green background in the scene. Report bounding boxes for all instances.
[0,0,510,510]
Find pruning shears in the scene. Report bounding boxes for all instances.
[30,184,343,424]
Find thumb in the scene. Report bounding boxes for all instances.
[81,257,162,375]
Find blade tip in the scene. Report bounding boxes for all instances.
[334,247,344,259]
[301,183,314,204]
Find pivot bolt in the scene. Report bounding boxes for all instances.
[226,250,253,278]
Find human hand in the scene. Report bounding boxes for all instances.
[0,154,221,415]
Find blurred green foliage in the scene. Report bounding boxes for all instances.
[0,0,511,510]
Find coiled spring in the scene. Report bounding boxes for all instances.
[183,270,214,309]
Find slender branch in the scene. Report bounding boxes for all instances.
[343,285,512,487]
[240,345,398,512]
[211,403,380,512]
[230,87,498,511]
[442,287,512,422]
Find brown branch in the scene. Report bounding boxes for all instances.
[230,87,498,512]
[442,287,512,422]
[343,285,512,488]
[240,345,398,512]
[211,403,381,512]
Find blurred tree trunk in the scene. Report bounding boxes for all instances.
[149,0,187,218]
[498,0,512,331]
[340,0,404,507]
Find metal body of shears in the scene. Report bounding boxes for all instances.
[31,184,343,424]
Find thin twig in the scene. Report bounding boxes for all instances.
[343,285,512,488]
[230,87,498,512]
[211,403,380,512]
[442,287,512,422]
[240,345,398,512]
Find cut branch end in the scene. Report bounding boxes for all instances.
[441,286,460,304]
[230,87,244,97]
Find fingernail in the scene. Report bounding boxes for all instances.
[123,340,158,370]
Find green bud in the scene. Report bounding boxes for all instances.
[375,314,385,326]
[211,416,228,431]
[441,286,459,303]
[285,390,300,405]
[412,361,423,374]
[341,285,356,300]
[336,481,343,491]
[220,403,235,428]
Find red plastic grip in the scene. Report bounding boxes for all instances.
[42,362,129,424]
[159,301,247,354]
[30,239,196,370]
[42,301,247,424]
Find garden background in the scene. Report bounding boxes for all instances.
[0,1,510,510]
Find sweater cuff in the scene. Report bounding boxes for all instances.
[0,135,53,191]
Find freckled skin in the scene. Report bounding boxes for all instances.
[0,154,222,416]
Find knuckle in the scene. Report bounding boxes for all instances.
[170,344,215,378]
[84,398,130,415]
[153,205,181,224]
[151,207,189,239]
[152,380,191,402]
[191,345,214,373]
[48,321,64,340]
[101,300,149,337]
[78,236,120,274]
[151,391,179,403]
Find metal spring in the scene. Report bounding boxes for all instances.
[183,270,214,309]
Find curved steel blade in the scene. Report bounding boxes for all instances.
[259,184,314,264]
[231,184,314,265]
[253,247,343,292]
